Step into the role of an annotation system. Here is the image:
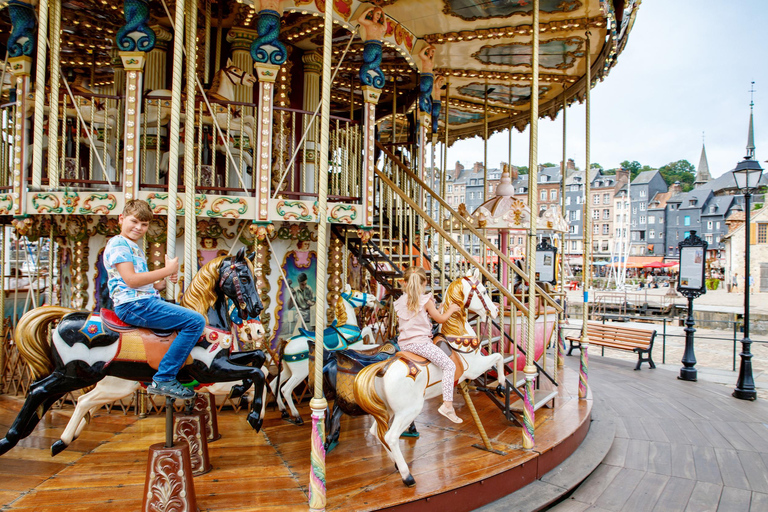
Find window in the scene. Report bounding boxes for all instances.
[469,192,475,200]
[517,236,524,245]
[602,242,609,252]
[448,197,453,205]
[649,230,655,239]
[707,221,713,230]
[603,209,610,220]
[566,197,571,205]
[640,190,646,198]
[758,223,768,244]
[571,184,579,192]
[471,179,477,185]
[676,216,680,226]
[447,185,453,193]
[592,210,600,220]
[593,195,600,205]
[541,190,547,201]
[593,224,599,234]
[705,234,713,243]
[659,216,664,224]
[640,216,646,224]
[615,228,620,237]
[540,205,547,212]
[616,202,622,210]
[593,242,599,252]
[648,216,655,225]
[684,215,691,226]
[631,232,637,241]
[571,240,578,251]
[716,221,721,229]
[550,190,558,201]
[603,193,610,204]
[569,226,577,235]
[640,203,646,211]
[519,187,525,194]
[632,207,637,215]
[603,224,610,235]
[684,231,691,239]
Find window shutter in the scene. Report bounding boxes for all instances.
[750,223,757,245]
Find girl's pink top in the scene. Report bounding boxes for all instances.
[394,293,433,345]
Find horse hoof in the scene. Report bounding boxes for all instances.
[247,412,263,432]
[293,417,304,426]
[400,430,420,438]
[403,474,416,487]
[51,440,68,457]
[325,440,338,453]
[280,411,290,420]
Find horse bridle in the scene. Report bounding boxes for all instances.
[341,290,369,308]
[462,277,492,315]
[224,66,250,85]
[220,262,248,312]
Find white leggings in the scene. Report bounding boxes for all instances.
[401,342,456,402]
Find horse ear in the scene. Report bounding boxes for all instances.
[235,247,246,262]
[227,57,234,67]
[247,251,256,263]
[344,283,351,294]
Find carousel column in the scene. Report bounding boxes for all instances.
[417,70,433,261]
[145,25,173,91]
[302,51,322,195]
[226,28,260,103]
[357,10,386,226]
[250,7,287,221]
[7,0,36,214]
[579,33,592,400]
[522,0,540,451]
[31,0,49,189]
[116,0,156,200]
[47,0,62,190]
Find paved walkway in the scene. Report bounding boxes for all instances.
[549,356,768,512]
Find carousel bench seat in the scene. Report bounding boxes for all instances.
[566,322,656,371]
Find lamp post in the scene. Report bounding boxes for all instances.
[732,157,763,400]
[677,231,707,381]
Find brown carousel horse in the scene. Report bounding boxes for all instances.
[0,248,266,456]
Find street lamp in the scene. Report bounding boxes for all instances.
[732,156,763,400]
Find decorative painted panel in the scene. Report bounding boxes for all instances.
[443,0,580,22]
[472,38,585,70]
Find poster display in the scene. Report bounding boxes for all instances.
[678,245,705,290]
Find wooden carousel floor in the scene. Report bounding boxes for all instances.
[0,367,590,512]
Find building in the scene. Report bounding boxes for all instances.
[563,167,600,258]
[590,172,617,260]
[629,170,668,256]
[723,205,768,293]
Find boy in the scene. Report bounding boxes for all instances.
[104,200,206,400]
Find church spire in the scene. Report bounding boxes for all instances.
[694,142,712,187]
[747,81,756,159]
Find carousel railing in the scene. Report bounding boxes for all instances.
[0,102,16,191]
[271,106,363,202]
[46,91,125,190]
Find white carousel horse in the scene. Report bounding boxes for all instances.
[159,59,257,178]
[352,268,503,487]
[52,319,267,455]
[270,285,379,424]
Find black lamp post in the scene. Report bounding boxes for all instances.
[677,231,707,381]
[732,158,763,400]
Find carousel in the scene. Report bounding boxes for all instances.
[0,0,638,510]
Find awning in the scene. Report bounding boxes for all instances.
[611,256,663,269]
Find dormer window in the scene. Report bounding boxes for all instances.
[689,199,697,206]
[709,206,716,213]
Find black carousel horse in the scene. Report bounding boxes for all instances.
[0,248,266,456]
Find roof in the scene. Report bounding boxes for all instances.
[694,144,712,185]
[678,188,714,210]
[648,190,673,210]
[631,169,660,185]
[700,196,735,217]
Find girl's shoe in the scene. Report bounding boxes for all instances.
[438,403,463,424]
[148,379,195,400]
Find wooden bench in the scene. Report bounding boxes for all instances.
[566,322,656,370]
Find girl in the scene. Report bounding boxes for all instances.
[394,266,463,423]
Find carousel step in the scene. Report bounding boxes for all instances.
[507,389,558,414]
[502,353,519,365]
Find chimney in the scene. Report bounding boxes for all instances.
[454,161,464,180]
[473,162,483,173]
[669,181,683,195]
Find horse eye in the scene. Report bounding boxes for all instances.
[240,277,249,283]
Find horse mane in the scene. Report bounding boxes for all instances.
[335,295,348,325]
[180,255,227,322]
[208,68,223,97]
[441,278,467,336]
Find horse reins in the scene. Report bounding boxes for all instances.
[220,262,247,312]
[224,66,249,85]
[462,277,492,315]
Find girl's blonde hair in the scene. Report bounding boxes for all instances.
[402,266,427,313]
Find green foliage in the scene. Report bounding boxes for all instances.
[658,159,696,192]
[620,160,653,182]
[706,278,720,290]
[516,165,529,175]
[590,163,603,169]
[753,203,764,211]
[541,162,557,168]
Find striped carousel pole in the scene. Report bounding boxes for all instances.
[165,0,186,301]
[31,0,49,190]
[47,0,62,190]
[308,0,336,507]
[522,0,540,450]
[183,0,197,290]
[555,89,567,382]
[579,32,592,400]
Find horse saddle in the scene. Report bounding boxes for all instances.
[99,309,192,371]
[398,337,465,384]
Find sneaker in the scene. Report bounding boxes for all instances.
[147,379,195,400]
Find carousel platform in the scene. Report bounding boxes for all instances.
[0,368,590,511]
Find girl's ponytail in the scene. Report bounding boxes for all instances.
[403,266,427,312]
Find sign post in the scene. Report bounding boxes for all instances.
[677,230,708,381]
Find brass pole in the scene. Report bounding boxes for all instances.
[579,32,592,400]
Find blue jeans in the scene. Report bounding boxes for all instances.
[115,297,207,382]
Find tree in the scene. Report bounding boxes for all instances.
[516,165,529,175]
[590,162,603,169]
[619,160,653,182]
[658,159,695,192]
[541,162,557,168]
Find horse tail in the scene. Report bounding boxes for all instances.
[15,306,75,381]
[353,359,391,450]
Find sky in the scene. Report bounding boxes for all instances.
[446,0,768,179]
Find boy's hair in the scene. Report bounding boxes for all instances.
[123,199,153,222]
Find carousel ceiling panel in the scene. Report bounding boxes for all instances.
[442,0,581,23]
[457,83,550,107]
[471,37,585,70]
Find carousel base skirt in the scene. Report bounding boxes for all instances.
[0,367,590,511]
